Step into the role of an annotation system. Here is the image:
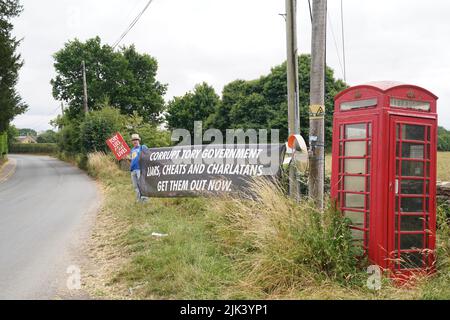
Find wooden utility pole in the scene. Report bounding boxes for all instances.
[285,0,301,200]
[82,60,89,113]
[308,0,327,209]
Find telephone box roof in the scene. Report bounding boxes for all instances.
[363,81,406,91]
[335,81,438,100]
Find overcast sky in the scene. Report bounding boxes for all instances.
[10,0,450,132]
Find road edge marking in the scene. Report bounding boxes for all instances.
[0,158,17,183]
[0,158,7,171]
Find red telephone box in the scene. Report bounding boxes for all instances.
[331,81,438,277]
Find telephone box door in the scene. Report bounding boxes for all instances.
[387,115,437,273]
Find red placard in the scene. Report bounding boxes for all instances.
[106,132,131,160]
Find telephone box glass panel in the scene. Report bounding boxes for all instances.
[341,98,377,111]
[338,122,372,252]
[390,98,430,111]
[394,122,431,270]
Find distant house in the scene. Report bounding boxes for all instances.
[16,135,37,144]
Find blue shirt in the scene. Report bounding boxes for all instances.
[130,145,148,171]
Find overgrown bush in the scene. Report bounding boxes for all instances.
[54,106,171,157]
[80,106,126,153]
[57,120,82,154]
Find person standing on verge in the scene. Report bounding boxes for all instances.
[130,134,148,202]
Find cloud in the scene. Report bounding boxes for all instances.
[11,0,450,131]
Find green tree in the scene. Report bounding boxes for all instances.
[37,129,58,143]
[438,126,450,151]
[18,128,37,136]
[0,0,27,132]
[51,37,167,123]
[6,124,18,147]
[207,54,347,146]
[166,82,220,134]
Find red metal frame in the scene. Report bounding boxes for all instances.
[387,116,437,277]
[334,118,374,255]
[331,81,438,277]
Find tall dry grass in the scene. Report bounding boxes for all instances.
[210,179,365,297]
[87,152,124,181]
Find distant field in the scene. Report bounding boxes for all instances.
[438,152,450,181]
[325,153,332,177]
[325,151,450,181]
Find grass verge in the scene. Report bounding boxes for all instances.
[84,152,238,299]
[84,152,450,299]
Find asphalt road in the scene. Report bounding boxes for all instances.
[0,154,99,299]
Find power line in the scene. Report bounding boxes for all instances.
[327,11,345,80]
[23,106,61,130]
[340,0,347,82]
[307,1,345,81]
[112,0,153,49]
[112,0,154,50]
[307,0,313,23]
